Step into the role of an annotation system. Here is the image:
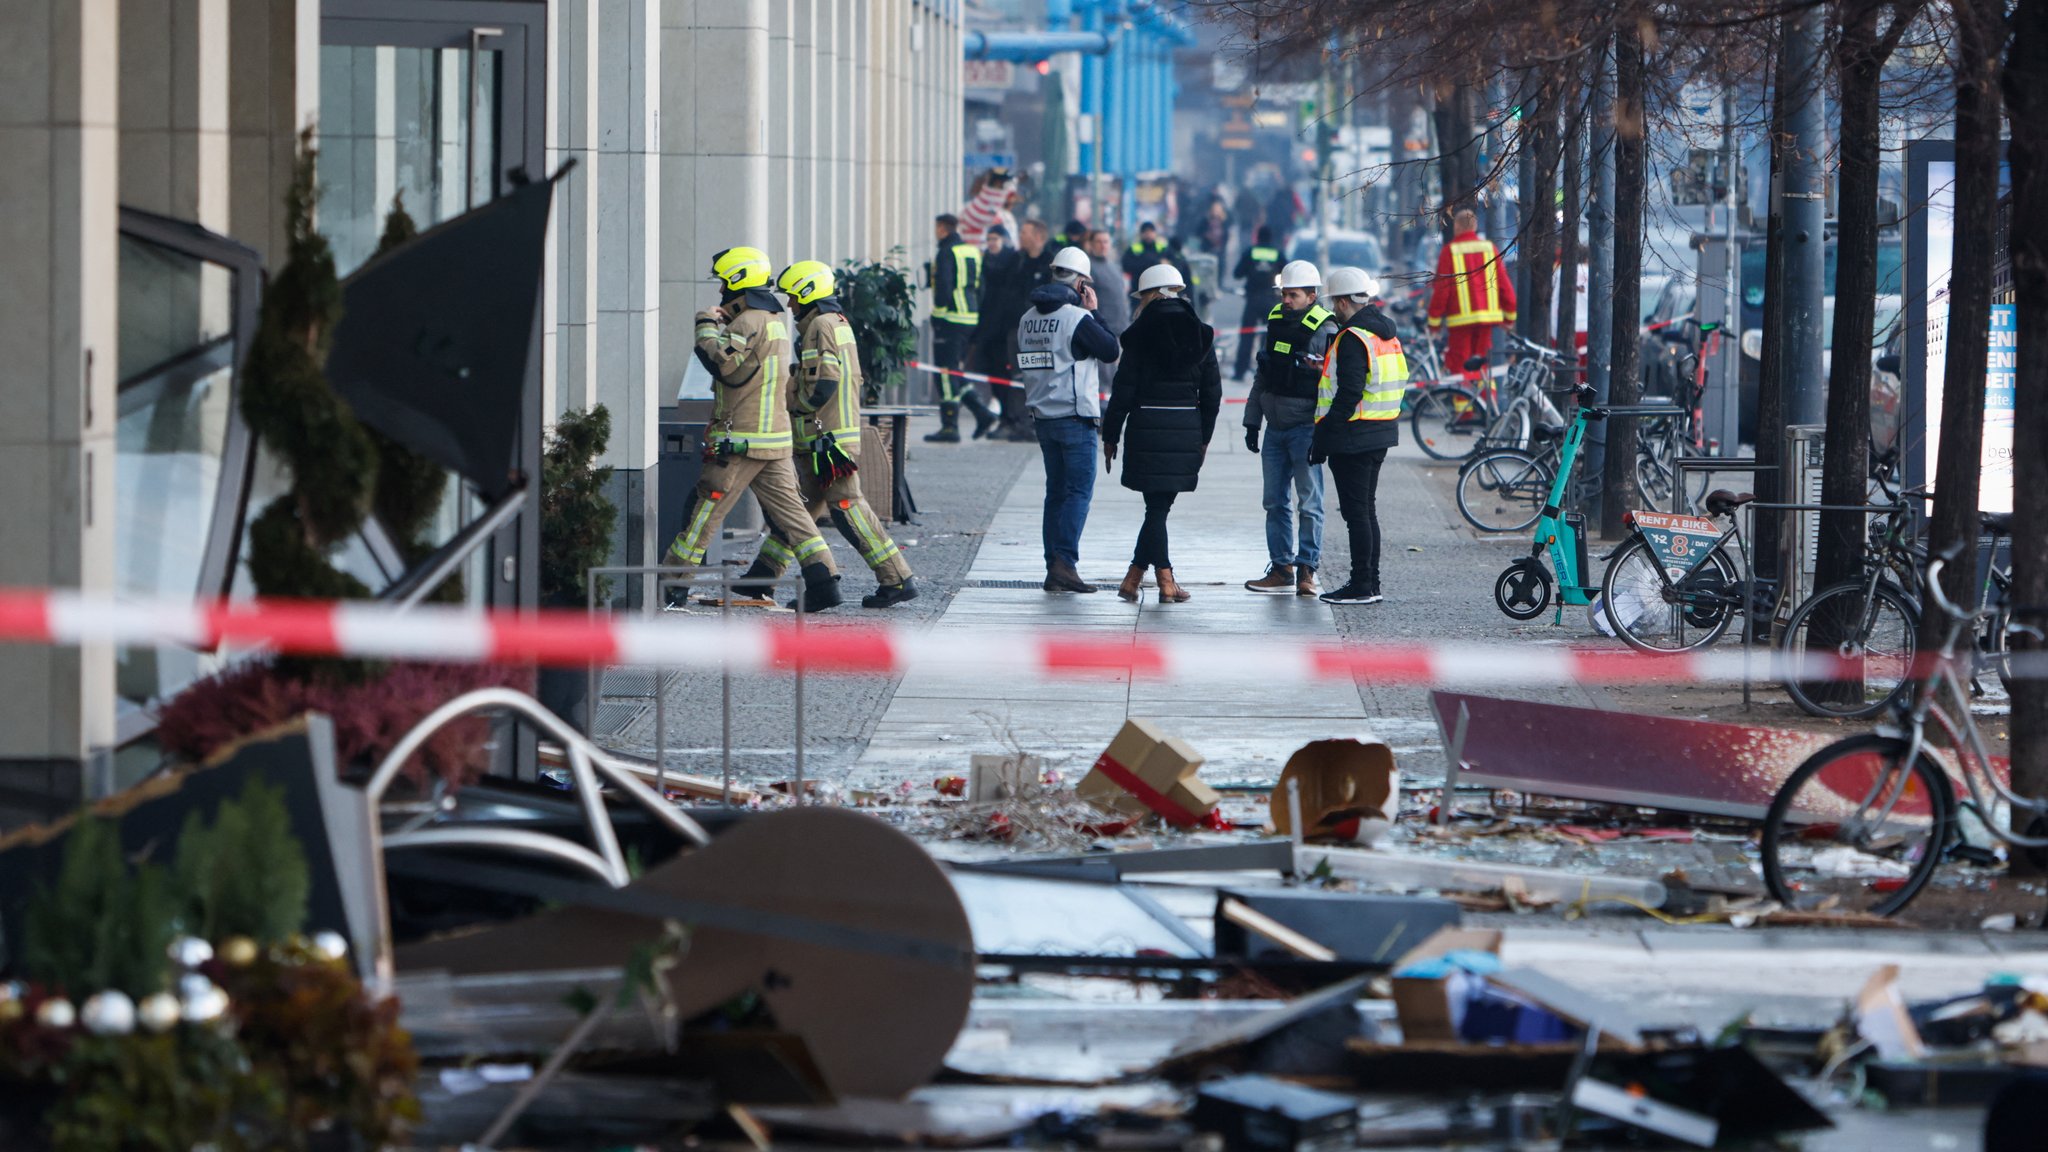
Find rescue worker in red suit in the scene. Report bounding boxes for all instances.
[1426,208,1516,382]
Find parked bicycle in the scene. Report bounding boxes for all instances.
[1483,331,1569,452]
[1598,489,1774,653]
[1456,410,1577,534]
[1760,551,2046,917]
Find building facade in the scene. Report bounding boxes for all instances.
[0,0,964,815]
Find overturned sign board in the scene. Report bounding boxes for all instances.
[1431,691,2007,821]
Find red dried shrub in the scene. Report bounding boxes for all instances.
[154,661,531,791]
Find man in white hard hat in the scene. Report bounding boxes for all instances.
[1018,246,1121,593]
[1241,259,1339,597]
[1310,267,1408,605]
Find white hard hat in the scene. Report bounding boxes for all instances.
[1277,259,1322,290]
[1135,263,1185,293]
[1325,266,1382,301]
[1051,246,1092,278]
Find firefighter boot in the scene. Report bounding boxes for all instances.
[789,562,843,613]
[924,403,962,443]
[861,576,920,609]
[961,390,999,440]
[727,556,780,603]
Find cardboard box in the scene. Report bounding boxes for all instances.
[1271,737,1400,845]
[1075,719,1212,825]
[1388,927,1504,1043]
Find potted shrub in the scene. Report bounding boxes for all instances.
[535,404,617,728]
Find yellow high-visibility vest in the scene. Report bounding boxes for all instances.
[932,243,981,325]
[1316,327,1409,422]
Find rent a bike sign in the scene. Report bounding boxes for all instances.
[1630,511,1725,576]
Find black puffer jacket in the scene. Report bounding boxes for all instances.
[1102,296,1223,493]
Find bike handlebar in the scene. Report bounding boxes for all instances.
[1924,546,1972,622]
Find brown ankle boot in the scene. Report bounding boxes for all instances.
[1156,567,1191,602]
[1117,564,1145,602]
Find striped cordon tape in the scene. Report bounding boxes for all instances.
[0,588,2011,686]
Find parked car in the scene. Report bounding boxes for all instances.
[1737,293,1902,446]
[1287,228,1385,281]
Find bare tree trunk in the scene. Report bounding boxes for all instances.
[2004,0,2048,810]
[1817,1,1913,599]
[1601,23,1647,539]
[1556,75,1586,385]
[1435,83,1480,217]
[1523,71,1561,347]
[1923,0,2006,651]
[1754,34,1790,579]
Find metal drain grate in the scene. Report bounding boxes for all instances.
[962,579,1050,589]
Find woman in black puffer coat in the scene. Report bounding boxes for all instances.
[1101,266,1223,603]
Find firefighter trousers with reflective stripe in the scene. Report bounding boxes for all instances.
[757,468,913,585]
[666,454,835,573]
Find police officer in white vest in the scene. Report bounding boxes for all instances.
[1017,247,1122,592]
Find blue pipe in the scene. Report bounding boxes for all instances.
[962,30,1110,60]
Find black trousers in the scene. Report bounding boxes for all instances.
[932,323,975,402]
[1132,491,1179,568]
[1232,300,1268,378]
[1327,448,1387,592]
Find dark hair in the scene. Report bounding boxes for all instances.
[988,224,1011,239]
[1064,219,1086,236]
[1256,225,1275,244]
[936,213,959,230]
[1138,221,1157,234]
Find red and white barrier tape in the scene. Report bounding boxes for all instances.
[909,361,1024,391]
[0,588,2017,686]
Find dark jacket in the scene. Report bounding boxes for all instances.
[1314,303,1403,456]
[1103,296,1223,493]
[1027,282,1121,363]
[1233,243,1284,316]
[1243,303,1338,431]
[971,246,1029,373]
[929,232,979,326]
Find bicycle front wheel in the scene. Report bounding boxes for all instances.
[1600,537,1738,653]
[1761,734,1952,916]
[1457,450,1553,533]
[1781,581,1918,718]
[1409,385,1489,461]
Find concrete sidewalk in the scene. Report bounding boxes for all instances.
[845,415,1394,795]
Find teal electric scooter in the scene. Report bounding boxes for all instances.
[1492,384,1689,623]
[1494,383,1602,622]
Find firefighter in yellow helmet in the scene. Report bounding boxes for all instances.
[746,260,919,608]
[665,246,842,611]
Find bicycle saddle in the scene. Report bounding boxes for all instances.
[1534,422,1567,441]
[1464,354,1488,371]
[1705,489,1755,516]
[1981,510,2013,534]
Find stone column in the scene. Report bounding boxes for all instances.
[0,0,121,809]
[119,0,228,228]
[596,0,660,569]
[548,0,600,416]
[226,0,317,267]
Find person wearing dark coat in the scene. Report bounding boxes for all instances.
[1309,267,1406,605]
[971,225,1032,438]
[1231,225,1286,380]
[1101,264,1223,603]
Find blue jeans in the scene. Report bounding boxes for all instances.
[1036,416,1098,567]
[1260,423,1324,570]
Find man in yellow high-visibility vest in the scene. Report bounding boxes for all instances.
[926,213,997,442]
[1310,266,1409,605]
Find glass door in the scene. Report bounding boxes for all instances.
[316,0,546,614]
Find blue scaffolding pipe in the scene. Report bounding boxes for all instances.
[1037,0,1187,233]
[962,30,1110,60]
